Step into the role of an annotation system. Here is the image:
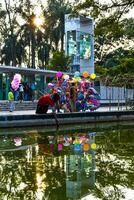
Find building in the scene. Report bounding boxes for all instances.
[0,65,57,100]
[65,15,94,74]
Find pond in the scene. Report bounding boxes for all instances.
[0,122,134,200]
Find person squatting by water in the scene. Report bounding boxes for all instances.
[36,93,60,114]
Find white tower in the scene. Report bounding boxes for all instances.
[65,15,94,74]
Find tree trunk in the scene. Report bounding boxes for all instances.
[31,29,35,68]
[4,0,16,66]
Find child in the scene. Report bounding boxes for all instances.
[8,90,15,112]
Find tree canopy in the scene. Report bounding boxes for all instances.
[0,0,133,79]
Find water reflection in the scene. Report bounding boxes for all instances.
[0,126,134,199]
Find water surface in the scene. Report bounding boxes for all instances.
[0,122,134,200]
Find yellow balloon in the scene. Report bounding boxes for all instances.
[74,138,80,144]
[91,143,97,150]
[72,78,77,82]
[75,77,81,82]
[90,73,96,79]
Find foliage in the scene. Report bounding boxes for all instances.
[103,48,133,68]
[95,65,108,76]
[74,0,134,69]
[0,0,72,68]
[43,0,72,51]
[47,51,71,72]
[0,0,133,76]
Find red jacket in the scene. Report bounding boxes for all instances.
[38,94,54,106]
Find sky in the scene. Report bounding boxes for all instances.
[1,0,134,19]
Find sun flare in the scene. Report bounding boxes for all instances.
[33,16,44,27]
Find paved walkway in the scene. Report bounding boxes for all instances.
[0,106,129,116]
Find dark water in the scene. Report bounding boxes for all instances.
[0,122,134,200]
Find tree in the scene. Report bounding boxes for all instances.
[17,0,37,68]
[47,51,71,72]
[0,0,21,65]
[43,0,72,51]
[74,0,134,68]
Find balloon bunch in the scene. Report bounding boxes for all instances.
[13,137,22,146]
[11,74,21,91]
[47,71,100,112]
[57,133,96,153]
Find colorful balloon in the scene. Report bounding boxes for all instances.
[14,137,22,146]
[13,74,21,81]
[83,143,89,151]
[11,74,21,91]
[90,73,96,80]
[74,144,81,151]
[91,143,97,150]
[83,71,89,78]
[56,71,62,78]
[74,71,80,77]
[64,74,70,80]
[58,143,63,151]
[48,83,55,89]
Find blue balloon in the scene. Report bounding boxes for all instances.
[74,71,80,77]
[74,144,81,151]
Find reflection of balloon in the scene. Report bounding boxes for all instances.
[90,73,96,79]
[64,74,69,80]
[83,71,89,78]
[86,154,91,161]
[56,71,62,78]
[58,143,63,151]
[89,132,96,137]
[14,137,22,146]
[74,144,81,151]
[91,143,96,150]
[74,138,80,144]
[74,71,80,77]
[83,143,89,151]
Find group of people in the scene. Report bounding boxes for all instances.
[36,71,101,114]
[8,71,100,113]
[8,74,36,112]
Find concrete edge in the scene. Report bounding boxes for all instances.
[0,110,134,128]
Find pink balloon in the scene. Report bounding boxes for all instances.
[11,74,21,91]
[11,80,20,91]
[56,71,62,78]
[13,74,21,81]
[58,143,63,151]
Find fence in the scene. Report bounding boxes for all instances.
[95,85,134,111]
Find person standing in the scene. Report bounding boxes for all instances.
[19,83,24,102]
[24,82,30,101]
[30,82,36,101]
[70,82,77,112]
